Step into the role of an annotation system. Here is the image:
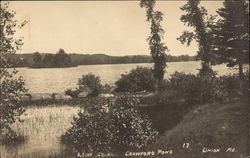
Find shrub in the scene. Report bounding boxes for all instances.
[78,73,102,97]
[62,93,158,155]
[0,77,27,144]
[65,75,113,98]
[161,71,222,105]
[155,72,246,110]
[217,73,249,99]
[110,94,158,152]
[62,106,113,154]
[219,75,238,97]
[115,66,157,92]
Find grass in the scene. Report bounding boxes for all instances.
[152,96,249,158]
[0,105,81,158]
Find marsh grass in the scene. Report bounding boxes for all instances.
[0,105,81,158]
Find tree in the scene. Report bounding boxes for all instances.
[78,73,102,97]
[32,52,42,68]
[115,66,157,92]
[213,0,249,79]
[42,54,54,68]
[52,48,73,67]
[177,0,215,75]
[0,2,27,142]
[140,0,168,82]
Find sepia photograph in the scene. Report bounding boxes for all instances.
[0,0,249,158]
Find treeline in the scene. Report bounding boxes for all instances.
[8,51,196,68]
[31,49,75,68]
[8,48,76,68]
[166,54,196,62]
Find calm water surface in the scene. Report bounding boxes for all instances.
[16,61,241,94]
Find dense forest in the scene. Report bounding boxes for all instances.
[8,50,196,68]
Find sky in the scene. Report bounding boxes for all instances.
[8,1,223,56]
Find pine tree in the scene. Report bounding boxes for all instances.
[213,0,249,79]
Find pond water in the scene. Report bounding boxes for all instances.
[16,61,242,94]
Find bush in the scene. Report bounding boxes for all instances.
[0,76,27,139]
[65,74,114,98]
[161,71,223,105]
[78,73,102,97]
[141,72,245,135]
[62,93,158,155]
[218,75,239,99]
[115,66,157,92]
[155,72,246,111]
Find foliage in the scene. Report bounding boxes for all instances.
[140,0,168,81]
[42,54,54,68]
[8,53,198,67]
[0,2,27,140]
[62,106,113,154]
[212,0,249,79]
[115,66,157,92]
[166,54,196,62]
[32,52,42,68]
[141,72,247,135]
[158,71,247,106]
[163,72,222,105]
[78,73,102,97]
[52,48,73,68]
[62,93,158,155]
[31,49,75,68]
[65,74,113,98]
[218,75,239,98]
[101,84,113,93]
[178,0,215,74]
[111,94,158,152]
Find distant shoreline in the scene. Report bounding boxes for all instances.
[9,53,196,68]
[15,60,198,69]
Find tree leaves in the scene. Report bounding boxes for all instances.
[0,2,27,136]
[140,0,168,81]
